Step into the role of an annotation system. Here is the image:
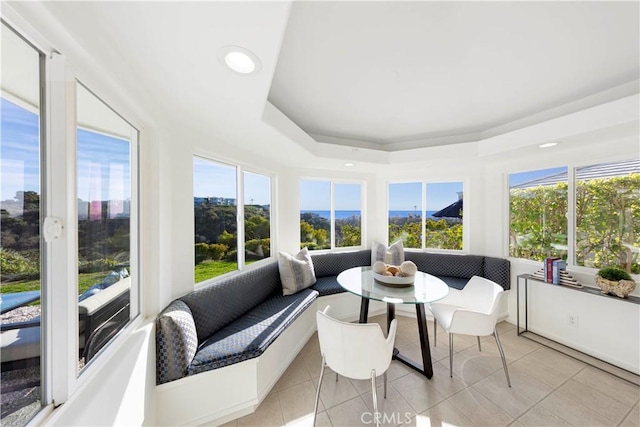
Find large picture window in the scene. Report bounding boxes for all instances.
[76,83,139,371]
[300,180,363,250]
[388,181,464,250]
[509,160,639,274]
[194,158,272,282]
[0,23,43,424]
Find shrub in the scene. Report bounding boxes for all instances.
[597,267,633,282]
[245,238,270,258]
[0,248,39,276]
[78,258,119,273]
[209,243,228,261]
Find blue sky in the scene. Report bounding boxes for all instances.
[1,98,131,203]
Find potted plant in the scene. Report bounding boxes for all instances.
[595,267,636,298]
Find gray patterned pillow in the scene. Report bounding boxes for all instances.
[278,247,317,296]
[371,240,405,266]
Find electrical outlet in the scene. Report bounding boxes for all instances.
[567,313,579,328]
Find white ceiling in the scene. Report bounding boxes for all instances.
[268,1,640,151]
[5,1,639,161]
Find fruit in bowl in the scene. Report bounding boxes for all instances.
[372,261,418,286]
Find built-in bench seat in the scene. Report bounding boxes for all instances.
[155,249,509,425]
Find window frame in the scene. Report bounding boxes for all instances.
[387,179,466,252]
[299,178,366,251]
[2,10,145,418]
[507,159,640,278]
[193,155,276,286]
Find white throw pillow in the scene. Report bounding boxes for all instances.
[371,240,405,266]
[278,247,317,296]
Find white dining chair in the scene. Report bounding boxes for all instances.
[429,276,511,387]
[313,306,397,427]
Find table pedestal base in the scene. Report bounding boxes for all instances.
[359,299,434,379]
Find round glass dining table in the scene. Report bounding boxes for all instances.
[337,266,450,379]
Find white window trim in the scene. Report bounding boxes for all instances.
[299,178,366,251]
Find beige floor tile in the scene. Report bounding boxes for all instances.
[236,393,284,427]
[620,403,640,427]
[391,371,446,413]
[508,420,525,427]
[303,410,332,427]
[276,354,312,391]
[217,419,238,427]
[573,366,640,408]
[385,360,414,382]
[325,396,371,427]
[521,347,585,377]
[509,357,569,389]
[440,352,496,385]
[426,340,452,362]
[458,347,515,374]
[496,321,516,334]
[426,361,469,398]
[498,335,542,359]
[279,380,325,425]
[539,389,615,426]
[447,388,514,426]
[313,370,360,409]
[497,363,553,402]
[472,372,537,418]
[556,378,632,424]
[516,404,571,426]
[300,332,320,357]
[415,399,474,426]
[361,383,416,427]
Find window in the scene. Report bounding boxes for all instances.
[388,182,422,249]
[0,23,43,424]
[575,161,639,273]
[76,83,139,371]
[243,171,271,263]
[388,181,464,250]
[509,160,640,274]
[193,158,272,282]
[509,167,568,261]
[300,180,363,250]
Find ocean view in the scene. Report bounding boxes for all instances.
[301,210,437,219]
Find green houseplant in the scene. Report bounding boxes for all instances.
[595,267,636,298]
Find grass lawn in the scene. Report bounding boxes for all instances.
[195,260,237,283]
[1,271,113,299]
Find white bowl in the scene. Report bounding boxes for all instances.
[373,272,415,287]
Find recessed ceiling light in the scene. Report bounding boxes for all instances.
[539,142,560,148]
[345,162,355,167]
[217,46,262,75]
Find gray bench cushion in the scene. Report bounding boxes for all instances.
[188,288,318,375]
[310,276,345,296]
[405,252,484,279]
[156,300,199,385]
[484,256,511,290]
[182,261,281,342]
[311,250,371,278]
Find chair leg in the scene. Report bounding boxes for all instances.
[477,336,482,352]
[335,372,339,382]
[433,318,437,347]
[313,356,326,426]
[371,369,379,427]
[383,371,387,399]
[448,332,453,378]
[494,328,511,387]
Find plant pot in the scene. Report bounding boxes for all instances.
[595,275,636,298]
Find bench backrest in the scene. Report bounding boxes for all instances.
[311,249,372,278]
[180,261,281,342]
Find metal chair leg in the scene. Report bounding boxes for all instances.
[371,369,379,427]
[433,318,437,347]
[383,371,387,399]
[335,372,339,382]
[477,336,482,352]
[494,328,511,387]
[313,356,326,426]
[448,332,453,378]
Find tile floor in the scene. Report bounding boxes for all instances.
[222,315,640,427]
